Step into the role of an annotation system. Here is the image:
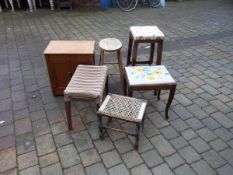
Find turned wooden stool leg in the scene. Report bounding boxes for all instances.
[65,101,72,130]
[156,39,163,65]
[117,50,125,92]
[127,34,133,66]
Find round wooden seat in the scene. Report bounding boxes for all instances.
[99,38,122,52]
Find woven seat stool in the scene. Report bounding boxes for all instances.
[127,26,165,66]
[97,94,147,150]
[64,65,108,130]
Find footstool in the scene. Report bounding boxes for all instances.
[127,26,165,66]
[64,65,108,130]
[97,94,147,150]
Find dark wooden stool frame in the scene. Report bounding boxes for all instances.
[97,94,147,150]
[126,31,164,66]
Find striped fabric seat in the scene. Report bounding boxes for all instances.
[64,65,108,103]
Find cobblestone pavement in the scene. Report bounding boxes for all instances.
[0,0,233,174]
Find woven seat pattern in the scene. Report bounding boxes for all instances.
[130,26,165,40]
[64,65,107,103]
[98,94,147,122]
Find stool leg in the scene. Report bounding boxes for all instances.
[97,114,104,140]
[117,50,125,92]
[165,85,176,119]
[65,101,72,130]
[132,41,138,66]
[156,40,163,65]
[135,123,140,150]
[149,43,155,65]
[99,50,104,65]
[127,33,133,66]
[105,75,109,95]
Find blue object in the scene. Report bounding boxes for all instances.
[101,0,112,8]
[160,0,165,7]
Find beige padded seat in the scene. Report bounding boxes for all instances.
[64,65,108,130]
[97,94,147,150]
[127,25,165,66]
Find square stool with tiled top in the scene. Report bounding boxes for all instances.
[124,65,176,119]
[97,94,147,150]
[127,26,165,66]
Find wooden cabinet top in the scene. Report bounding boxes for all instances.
[44,40,95,55]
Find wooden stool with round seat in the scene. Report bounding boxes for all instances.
[99,38,125,91]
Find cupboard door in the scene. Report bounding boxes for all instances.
[49,55,71,95]
[69,54,94,75]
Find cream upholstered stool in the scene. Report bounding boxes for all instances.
[64,65,108,130]
[97,94,147,150]
[99,38,124,91]
[127,26,165,66]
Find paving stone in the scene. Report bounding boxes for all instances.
[160,125,179,140]
[151,135,176,157]
[0,168,17,175]
[214,127,233,141]
[0,135,15,151]
[212,112,233,129]
[41,163,63,175]
[114,138,133,154]
[15,118,32,136]
[122,150,143,169]
[94,138,114,153]
[36,134,56,156]
[18,151,38,170]
[129,134,153,153]
[174,164,196,175]
[13,109,29,121]
[141,149,163,168]
[80,148,101,167]
[101,150,122,168]
[191,160,216,175]
[178,146,201,164]
[0,111,13,127]
[32,118,50,137]
[170,137,188,150]
[72,130,93,152]
[16,133,35,155]
[165,153,185,169]
[217,164,233,175]
[216,94,232,103]
[51,121,68,135]
[0,124,14,138]
[171,118,189,132]
[189,137,210,153]
[202,117,221,130]
[39,152,59,168]
[185,117,205,130]
[201,84,219,95]
[181,129,197,140]
[54,132,73,148]
[220,148,233,166]
[187,104,208,119]
[19,165,40,175]
[58,144,80,168]
[210,139,228,151]
[46,109,64,125]
[148,112,169,128]
[0,148,16,173]
[175,94,192,106]
[143,119,160,138]
[86,163,108,175]
[196,128,217,142]
[152,163,174,175]
[202,149,226,168]
[131,164,152,175]
[64,164,85,175]
[30,110,46,121]
[173,105,193,120]
[210,100,232,113]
